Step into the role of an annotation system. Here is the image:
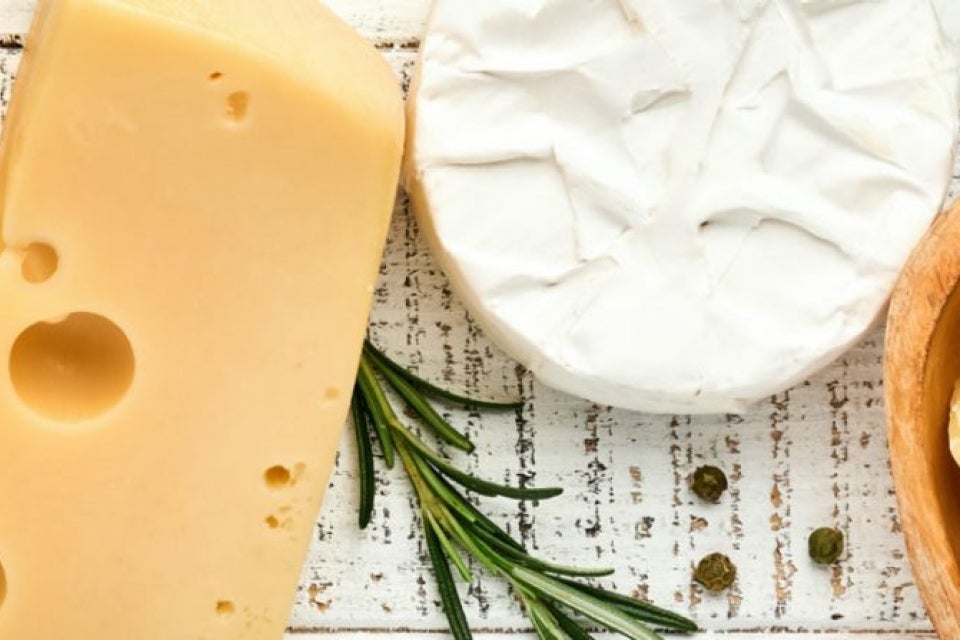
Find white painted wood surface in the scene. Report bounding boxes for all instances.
[0,1,955,639]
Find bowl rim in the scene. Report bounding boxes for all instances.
[885,201,960,635]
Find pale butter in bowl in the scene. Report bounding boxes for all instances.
[949,384,960,466]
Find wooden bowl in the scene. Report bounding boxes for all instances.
[885,199,960,636]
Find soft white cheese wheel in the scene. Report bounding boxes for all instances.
[407,0,960,414]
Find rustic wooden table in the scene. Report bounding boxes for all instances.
[1,1,956,638]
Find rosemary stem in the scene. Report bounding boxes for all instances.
[351,343,697,640]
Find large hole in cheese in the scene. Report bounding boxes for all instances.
[20,242,58,283]
[9,312,135,421]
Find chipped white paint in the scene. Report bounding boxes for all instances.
[0,1,954,639]
[324,0,429,45]
[294,179,945,637]
[0,0,31,33]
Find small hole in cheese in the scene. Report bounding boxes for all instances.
[9,312,135,422]
[208,71,223,81]
[225,91,249,122]
[265,515,280,529]
[264,465,291,489]
[215,600,235,616]
[21,242,58,283]
[292,462,306,484]
[0,557,6,610]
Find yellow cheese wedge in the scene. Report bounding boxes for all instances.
[0,0,403,638]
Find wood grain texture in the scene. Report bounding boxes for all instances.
[284,44,951,640]
[324,0,428,46]
[0,1,956,639]
[293,187,933,635]
[285,635,939,640]
[885,200,960,637]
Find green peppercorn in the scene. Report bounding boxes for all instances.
[690,465,728,503]
[808,527,844,565]
[694,552,737,592]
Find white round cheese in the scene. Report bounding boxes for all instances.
[407,0,960,414]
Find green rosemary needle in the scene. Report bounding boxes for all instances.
[351,341,698,640]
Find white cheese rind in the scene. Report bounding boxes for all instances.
[407,0,960,414]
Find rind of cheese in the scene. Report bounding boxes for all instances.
[0,1,403,638]
[407,0,960,414]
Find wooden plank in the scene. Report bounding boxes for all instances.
[283,48,941,636]
[290,206,933,635]
[285,634,939,640]
[324,0,428,46]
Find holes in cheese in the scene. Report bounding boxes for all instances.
[9,312,134,422]
[0,557,6,610]
[19,242,58,283]
[0,0,403,635]
[225,91,249,123]
[264,512,293,531]
[264,465,292,489]
[215,600,235,616]
[264,504,295,530]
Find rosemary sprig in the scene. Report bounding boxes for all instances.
[352,341,698,640]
